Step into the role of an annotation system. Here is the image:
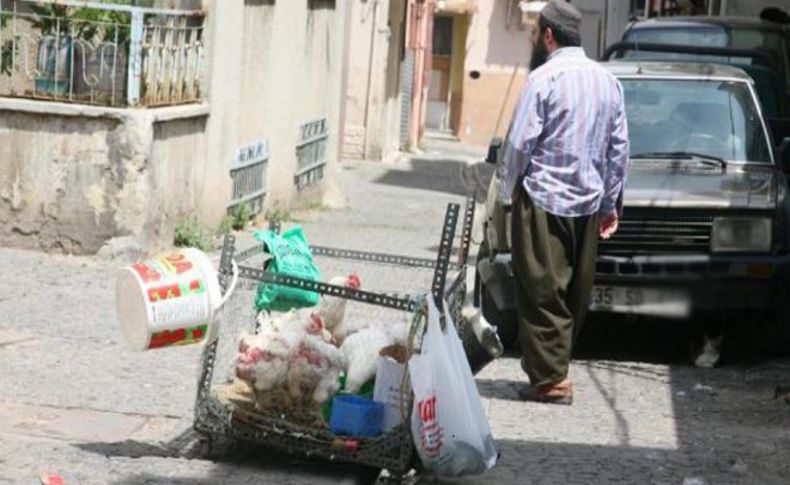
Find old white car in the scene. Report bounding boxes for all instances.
[476,62,790,350]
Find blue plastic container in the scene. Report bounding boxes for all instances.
[329,395,385,438]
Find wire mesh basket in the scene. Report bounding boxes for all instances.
[192,199,480,475]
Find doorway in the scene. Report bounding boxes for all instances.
[427,15,454,132]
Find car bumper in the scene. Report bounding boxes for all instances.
[477,252,790,316]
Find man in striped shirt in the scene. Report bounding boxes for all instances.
[502,0,629,405]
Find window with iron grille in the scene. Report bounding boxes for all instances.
[229,140,268,214]
[295,118,328,190]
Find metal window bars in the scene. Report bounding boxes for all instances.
[0,0,204,107]
[229,140,269,215]
[295,117,329,190]
[193,199,478,476]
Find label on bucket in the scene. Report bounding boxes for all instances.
[149,295,210,328]
[146,276,209,330]
[147,279,205,303]
[149,324,208,349]
[133,252,197,283]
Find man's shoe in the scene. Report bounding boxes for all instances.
[518,379,573,405]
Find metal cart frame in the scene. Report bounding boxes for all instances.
[192,199,478,476]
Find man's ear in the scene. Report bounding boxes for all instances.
[543,26,554,48]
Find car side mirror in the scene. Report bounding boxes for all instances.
[486,137,503,165]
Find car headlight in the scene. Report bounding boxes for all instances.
[711,217,772,253]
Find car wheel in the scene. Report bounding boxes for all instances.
[476,272,519,351]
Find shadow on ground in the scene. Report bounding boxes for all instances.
[77,432,381,485]
[416,438,789,484]
[467,316,790,485]
[373,159,495,200]
[374,158,470,197]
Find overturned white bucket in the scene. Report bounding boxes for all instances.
[115,248,238,351]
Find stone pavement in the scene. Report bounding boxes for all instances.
[2,142,790,484]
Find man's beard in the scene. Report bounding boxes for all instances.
[530,37,549,71]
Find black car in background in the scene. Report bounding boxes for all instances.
[604,16,790,142]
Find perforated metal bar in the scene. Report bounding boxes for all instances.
[431,203,460,317]
[233,241,441,269]
[218,234,236,291]
[458,196,476,267]
[234,245,264,263]
[310,246,439,269]
[195,234,235,410]
[237,265,418,312]
[445,266,466,304]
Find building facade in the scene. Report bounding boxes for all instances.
[0,0,347,256]
[340,0,408,162]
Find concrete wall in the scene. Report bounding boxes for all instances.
[457,0,531,146]
[148,116,210,244]
[0,101,210,255]
[341,0,406,161]
[449,14,469,133]
[202,0,344,212]
[0,109,121,253]
[379,0,407,160]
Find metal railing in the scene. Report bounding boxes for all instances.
[0,0,204,107]
[230,139,269,215]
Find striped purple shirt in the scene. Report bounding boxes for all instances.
[501,47,629,217]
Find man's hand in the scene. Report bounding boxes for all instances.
[599,212,619,239]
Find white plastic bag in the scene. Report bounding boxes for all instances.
[409,296,498,477]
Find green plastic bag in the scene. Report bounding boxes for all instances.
[254,226,321,312]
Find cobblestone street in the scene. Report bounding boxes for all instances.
[2,143,790,484]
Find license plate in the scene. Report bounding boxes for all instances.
[589,286,690,318]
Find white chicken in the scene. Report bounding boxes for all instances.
[256,309,301,333]
[287,334,347,406]
[235,330,297,409]
[340,320,409,393]
[317,273,361,337]
[240,311,345,410]
[256,310,335,343]
[281,312,346,406]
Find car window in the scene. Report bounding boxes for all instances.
[620,79,772,163]
[730,29,789,85]
[618,49,756,67]
[730,29,781,50]
[627,26,727,47]
[625,27,788,81]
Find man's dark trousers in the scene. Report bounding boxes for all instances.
[511,189,600,387]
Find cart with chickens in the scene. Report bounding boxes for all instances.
[192,199,493,479]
